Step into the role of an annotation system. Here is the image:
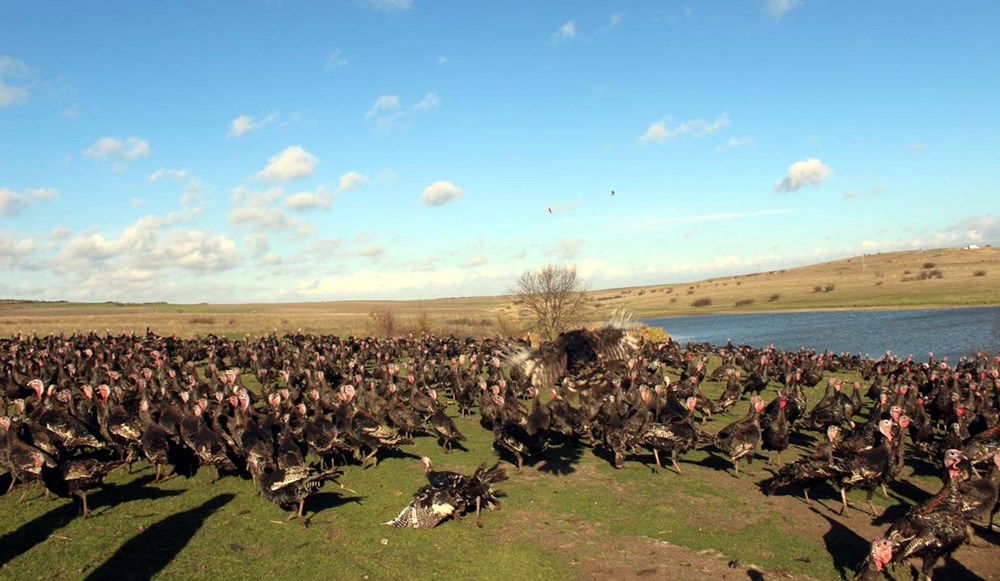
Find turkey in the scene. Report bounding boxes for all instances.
[258,464,345,525]
[958,449,1000,535]
[385,461,507,528]
[855,449,970,580]
[714,395,765,476]
[639,397,701,474]
[765,425,843,502]
[1,415,57,500]
[41,456,127,518]
[507,312,639,392]
[137,398,175,482]
[760,394,790,465]
[831,419,896,516]
[428,404,466,453]
[712,369,743,414]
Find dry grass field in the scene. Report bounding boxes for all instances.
[0,247,996,339]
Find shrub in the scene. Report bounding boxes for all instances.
[875,281,883,286]
[692,298,712,307]
[415,311,432,333]
[824,284,836,292]
[669,297,677,304]
[768,294,780,302]
[922,262,936,269]
[973,270,987,277]
[813,285,823,293]
[190,316,216,325]
[368,308,396,337]
[734,299,754,307]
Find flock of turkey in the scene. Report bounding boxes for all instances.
[1,318,998,579]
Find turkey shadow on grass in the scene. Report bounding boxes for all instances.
[83,493,234,581]
[788,431,819,449]
[0,499,75,567]
[691,452,735,472]
[377,448,423,464]
[906,455,943,479]
[809,506,870,579]
[306,490,365,515]
[0,476,183,567]
[89,474,185,510]
[438,440,469,454]
[933,556,987,580]
[534,442,584,476]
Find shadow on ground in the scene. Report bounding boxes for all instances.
[0,476,183,568]
[83,493,235,581]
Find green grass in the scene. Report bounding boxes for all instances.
[0,365,968,580]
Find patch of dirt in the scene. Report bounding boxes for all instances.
[501,460,1000,581]
[503,507,813,580]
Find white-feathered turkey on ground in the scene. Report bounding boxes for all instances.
[385,458,507,529]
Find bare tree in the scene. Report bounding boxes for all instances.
[368,307,396,337]
[509,264,590,341]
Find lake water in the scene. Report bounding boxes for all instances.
[644,306,1000,362]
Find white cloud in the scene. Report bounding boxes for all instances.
[60,105,79,119]
[462,255,488,268]
[545,201,579,215]
[0,235,37,267]
[365,95,400,121]
[230,186,314,236]
[420,181,464,206]
[154,230,241,273]
[0,55,31,107]
[411,92,440,112]
[634,209,794,231]
[437,55,448,65]
[56,218,241,277]
[81,136,151,170]
[244,234,271,257]
[336,171,370,193]
[552,21,577,42]
[147,167,190,182]
[362,0,412,13]
[123,137,150,159]
[82,137,124,159]
[365,94,438,131]
[227,113,278,139]
[343,244,385,261]
[774,158,833,192]
[326,50,348,69]
[57,213,185,268]
[294,267,475,300]
[764,0,801,19]
[0,187,58,218]
[715,136,754,152]
[610,14,623,26]
[909,142,927,153]
[51,227,72,239]
[257,145,318,182]
[285,187,332,211]
[180,180,207,206]
[553,238,583,260]
[857,216,999,254]
[640,113,730,144]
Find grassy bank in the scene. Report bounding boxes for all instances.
[0,247,996,339]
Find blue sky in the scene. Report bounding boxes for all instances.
[1,1,998,303]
